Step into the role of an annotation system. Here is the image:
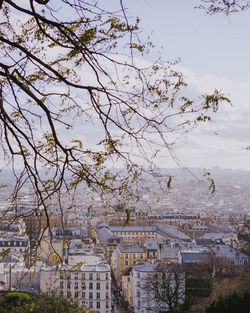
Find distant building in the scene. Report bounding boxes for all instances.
[0,256,40,293]
[179,249,213,298]
[53,226,88,240]
[107,223,191,242]
[96,224,120,260]
[157,242,179,263]
[144,239,158,260]
[110,226,159,240]
[211,245,249,266]
[178,248,212,264]
[0,235,29,256]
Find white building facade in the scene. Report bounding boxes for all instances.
[40,261,112,313]
[130,263,185,313]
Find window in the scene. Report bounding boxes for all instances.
[89,301,93,308]
[97,292,100,299]
[74,292,78,298]
[67,291,71,298]
[106,291,109,299]
[82,292,85,299]
[89,273,93,280]
[137,290,140,297]
[138,300,141,307]
[133,253,136,259]
[136,281,140,287]
[96,273,100,280]
[96,282,100,290]
[60,282,64,289]
[89,292,93,299]
[67,282,71,289]
[89,282,93,290]
[137,273,140,278]
[125,261,128,266]
[74,282,78,290]
[81,273,85,280]
[75,274,78,280]
[106,282,109,289]
[105,272,109,280]
[125,253,128,258]
[140,254,143,259]
[97,301,100,309]
[106,301,109,309]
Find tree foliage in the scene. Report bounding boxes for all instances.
[0,292,32,313]
[0,0,230,225]
[0,291,85,313]
[206,292,250,313]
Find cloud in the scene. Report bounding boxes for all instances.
[169,66,250,169]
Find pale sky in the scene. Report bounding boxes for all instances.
[2,1,250,171]
[124,0,250,170]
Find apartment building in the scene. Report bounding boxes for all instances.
[113,242,147,283]
[129,262,185,313]
[40,261,112,313]
[0,235,29,256]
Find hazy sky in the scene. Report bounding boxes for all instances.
[123,0,250,170]
[3,1,250,172]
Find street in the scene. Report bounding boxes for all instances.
[111,280,127,313]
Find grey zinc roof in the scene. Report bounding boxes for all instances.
[133,262,184,273]
[201,232,227,240]
[97,227,120,243]
[208,223,236,233]
[181,249,212,263]
[133,262,157,272]
[118,243,146,253]
[161,245,179,259]
[211,245,249,265]
[195,238,213,246]
[144,239,159,250]
[154,223,191,241]
[43,262,110,272]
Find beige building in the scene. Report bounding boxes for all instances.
[113,242,147,283]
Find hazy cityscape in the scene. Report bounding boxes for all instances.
[0,167,249,312]
[0,0,250,312]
